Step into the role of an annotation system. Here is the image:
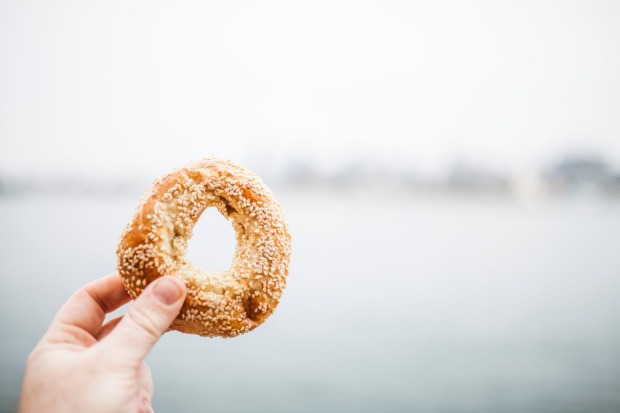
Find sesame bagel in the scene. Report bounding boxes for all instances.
[117,158,291,337]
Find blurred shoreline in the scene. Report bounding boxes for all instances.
[2,154,620,202]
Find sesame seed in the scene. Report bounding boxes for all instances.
[117,158,291,338]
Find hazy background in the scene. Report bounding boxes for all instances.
[1,1,620,412]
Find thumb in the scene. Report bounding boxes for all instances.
[101,276,186,364]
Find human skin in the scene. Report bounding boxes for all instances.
[19,273,186,413]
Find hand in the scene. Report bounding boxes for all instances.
[19,273,187,413]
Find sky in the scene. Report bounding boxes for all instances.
[1,0,619,178]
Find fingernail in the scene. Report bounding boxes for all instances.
[153,278,184,305]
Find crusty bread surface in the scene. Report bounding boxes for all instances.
[117,158,291,337]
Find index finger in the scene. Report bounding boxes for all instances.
[46,273,131,343]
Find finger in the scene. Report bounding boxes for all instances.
[139,362,154,400]
[138,401,154,413]
[137,362,154,413]
[45,273,131,342]
[96,315,124,341]
[100,276,186,365]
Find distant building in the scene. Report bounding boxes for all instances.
[445,162,509,194]
[544,156,616,194]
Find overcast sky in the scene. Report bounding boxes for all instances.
[1,0,619,177]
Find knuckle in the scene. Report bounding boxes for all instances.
[126,305,163,339]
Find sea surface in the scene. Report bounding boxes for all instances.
[1,190,619,413]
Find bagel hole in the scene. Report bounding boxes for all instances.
[186,207,236,271]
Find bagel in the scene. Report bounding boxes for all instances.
[117,158,292,337]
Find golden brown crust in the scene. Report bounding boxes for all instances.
[117,158,292,337]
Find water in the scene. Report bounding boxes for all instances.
[1,191,619,412]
